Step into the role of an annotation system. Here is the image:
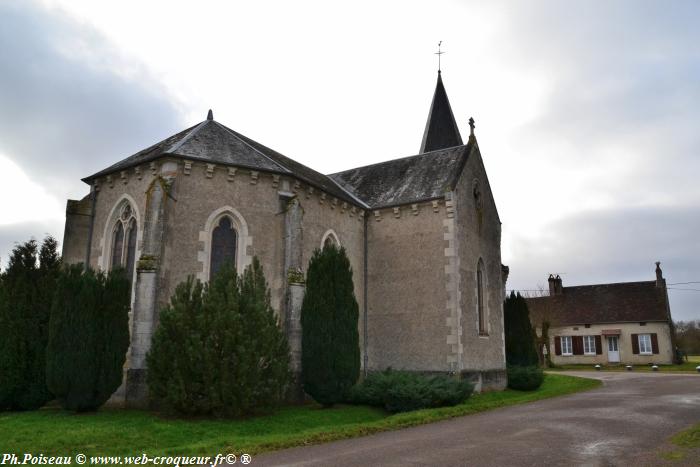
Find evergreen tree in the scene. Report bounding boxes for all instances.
[237,258,291,410]
[301,244,360,407]
[0,237,60,411]
[46,265,130,411]
[503,292,539,367]
[147,259,290,417]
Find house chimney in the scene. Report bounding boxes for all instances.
[554,274,563,295]
[548,274,556,296]
[655,261,664,287]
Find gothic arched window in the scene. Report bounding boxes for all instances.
[111,202,137,279]
[321,229,340,249]
[210,216,237,278]
[477,260,487,336]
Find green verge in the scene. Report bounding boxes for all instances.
[0,374,599,459]
[660,422,700,461]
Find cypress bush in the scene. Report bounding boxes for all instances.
[503,292,539,367]
[349,369,473,413]
[46,265,130,412]
[0,237,60,411]
[147,258,290,417]
[301,244,360,407]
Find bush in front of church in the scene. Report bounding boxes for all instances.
[147,259,290,417]
[46,264,131,411]
[0,237,61,411]
[349,369,473,413]
[301,243,360,407]
[506,365,544,391]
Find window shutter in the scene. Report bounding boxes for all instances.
[595,335,602,355]
[631,333,639,354]
[573,336,584,355]
[651,333,659,354]
[555,336,562,356]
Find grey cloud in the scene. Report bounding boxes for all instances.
[0,1,185,196]
[503,0,700,169]
[505,206,700,321]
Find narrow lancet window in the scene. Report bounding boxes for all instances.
[477,260,487,335]
[210,216,237,278]
[111,223,124,269]
[125,218,137,279]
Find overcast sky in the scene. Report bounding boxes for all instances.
[0,0,698,320]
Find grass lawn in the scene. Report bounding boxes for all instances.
[547,360,700,373]
[0,374,599,459]
[660,422,700,462]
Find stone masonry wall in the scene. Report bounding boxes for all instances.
[454,143,507,390]
[365,199,451,372]
[62,196,93,265]
[159,159,365,326]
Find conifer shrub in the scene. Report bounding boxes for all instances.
[46,265,130,412]
[301,244,360,407]
[504,291,539,367]
[349,369,473,413]
[0,237,61,411]
[506,365,544,391]
[147,259,290,417]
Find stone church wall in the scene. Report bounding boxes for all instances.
[86,168,153,274]
[62,195,93,265]
[294,187,366,362]
[365,199,451,372]
[159,160,366,326]
[453,144,507,391]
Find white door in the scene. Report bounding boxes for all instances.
[607,336,620,363]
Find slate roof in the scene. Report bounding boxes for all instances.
[84,117,366,207]
[330,142,473,208]
[85,71,474,210]
[526,281,670,326]
[419,71,463,154]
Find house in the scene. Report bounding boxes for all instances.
[62,70,508,406]
[526,263,675,365]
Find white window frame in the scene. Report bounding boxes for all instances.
[638,334,652,355]
[583,335,596,355]
[561,336,573,356]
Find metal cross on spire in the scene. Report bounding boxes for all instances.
[435,41,445,72]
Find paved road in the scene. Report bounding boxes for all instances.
[253,372,700,466]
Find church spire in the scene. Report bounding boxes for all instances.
[419,71,463,154]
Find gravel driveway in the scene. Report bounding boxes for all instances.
[253,372,700,466]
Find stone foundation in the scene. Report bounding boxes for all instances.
[460,368,507,392]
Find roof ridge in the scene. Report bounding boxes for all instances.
[330,144,469,176]
[564,280,657,289]
[212,121,290,173]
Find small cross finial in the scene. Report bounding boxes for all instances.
[207,109,213,121]
[435,41,445,72]
[469,117,475,136]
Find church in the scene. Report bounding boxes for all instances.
[62,70,509,406]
